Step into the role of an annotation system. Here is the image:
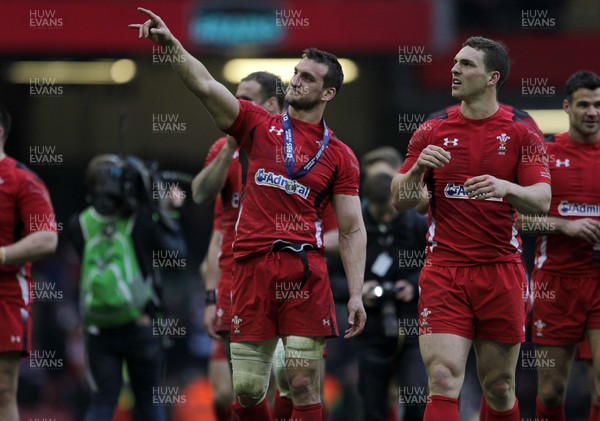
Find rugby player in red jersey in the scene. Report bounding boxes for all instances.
[0,103,58,421]
[391,36,551,421]
[519,70,600,421]
[131,9,366,421]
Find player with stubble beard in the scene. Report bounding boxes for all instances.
[130,8,366,421]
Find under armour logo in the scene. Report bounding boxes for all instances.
[269,126,283,136]
[322,319,330,326]
[10,335,21,343]
[443,138,459,147]
[555,159,570,167]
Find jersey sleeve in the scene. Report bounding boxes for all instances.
[332,143,360,196]
[17,170,56,235]
[213,195,223,231]
[203,137,227,169]
[516,123,552,186]
[223,100,271,147]
[399,121,434,175]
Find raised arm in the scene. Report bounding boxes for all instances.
[191,136,237,204]
[332,194,367,338]
[129,8,239,130]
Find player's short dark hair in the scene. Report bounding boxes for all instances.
[302,47,344,97]
[565,70,600,102]
[240,71,286,111]
[463,36,510,90]
[361,146,404,172]
[362,172,393,205]
[0,102,12,142]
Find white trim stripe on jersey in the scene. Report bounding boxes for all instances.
[17,267,29,306]
[427,216,438,252]
[315,219,323,248]
[510,220,520,251]
[535,236,548,269]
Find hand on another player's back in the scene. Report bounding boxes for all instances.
[562,218,600,243]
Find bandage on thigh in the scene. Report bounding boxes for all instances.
[230,338,278,404]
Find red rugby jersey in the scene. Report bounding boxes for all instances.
[224,100,359,258]
[400,106,550,265]
[203,137,241,274]
[534,132,600,276]
[0,156,56,297]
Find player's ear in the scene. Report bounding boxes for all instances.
[562,98,570,114]
[488,71,500,87]
[321,87,336,102]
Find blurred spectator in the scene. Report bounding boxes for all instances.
[69,154,187,421]
[356,171,428,421]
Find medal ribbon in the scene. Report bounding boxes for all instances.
[281,110,330,180]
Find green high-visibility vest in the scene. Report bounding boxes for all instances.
[79,208,152,328]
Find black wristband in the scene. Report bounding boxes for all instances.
[205,290,217,305]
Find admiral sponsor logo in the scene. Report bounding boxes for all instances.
[558,201,600,217]
[443,182,503,201]
[254,169,310,199]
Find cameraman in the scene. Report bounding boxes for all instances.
[356,171,428,421]
[69,154,187,421]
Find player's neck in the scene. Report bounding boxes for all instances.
[288,105,325,124]
[568,128,600,145]
[460,96,499,120]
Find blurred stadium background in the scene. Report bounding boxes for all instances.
[1,0,599,419]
